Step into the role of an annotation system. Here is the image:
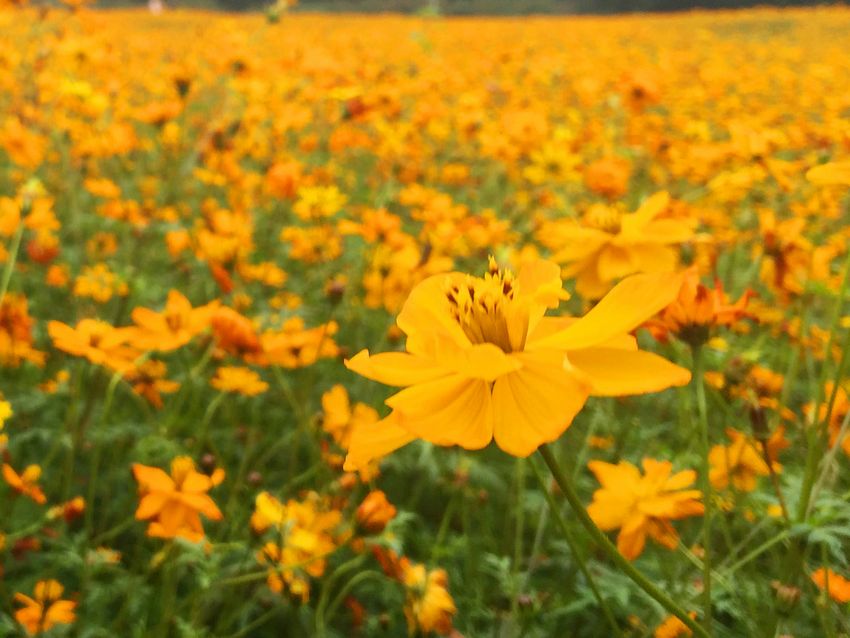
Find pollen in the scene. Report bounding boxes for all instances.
[446,259,517,352]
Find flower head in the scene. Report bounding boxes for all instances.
[14,580,76,636]
[132,457,224,542]
[344,258,689,470]
[587,458,704,560]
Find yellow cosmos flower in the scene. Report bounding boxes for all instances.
[587,458,704,560]
[541,192,694,298]
[343,258,690,471]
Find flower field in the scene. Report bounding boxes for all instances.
[2,5,850,636]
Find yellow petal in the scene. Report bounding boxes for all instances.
[596,245,637,283]
[568,347,691,396]
[345,350,449,387]
[807,161,850,187]
[386,374,493,449]
[343,413,417,472]
[491,350,589,457]
[621,191,669,233]
[532,271,683,351]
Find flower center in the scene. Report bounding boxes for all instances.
[446,258,516,353]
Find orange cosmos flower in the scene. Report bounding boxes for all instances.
[812,568,850,603]
[47,319,138,373]
[541,192,694,298]
[356,490,396,533]
[0,293,46,367]
[646,266,753,346]
[124,360,180,409]
[586,458,704,560]
[655,612,697,638]
[128,290,219,351]
[14,580,76,636]
[210,366,268,396]
[343,258,689,471]
[132,457,224,542]
[3,463,47,504]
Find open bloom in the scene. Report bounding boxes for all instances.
[14,580,76,636]
[539,192,694,298]
[128,290,218,352]
[587,458,704,560]
[132,457,224,542]
[343,258,689,471]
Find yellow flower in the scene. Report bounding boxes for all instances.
[587,458,704,560]
[210,366,268,396]
[540,192,694,298]
[343,258,689,470]
[708,428,784,492]
[321,384,378,449]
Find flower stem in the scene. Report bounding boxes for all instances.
[529,459,622,636]
[0,222,24,307]
[538,444,708,638]
[691,344,714,635]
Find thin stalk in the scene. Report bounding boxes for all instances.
[538,444,708,638]
[0,222,24,307]
[529,459,621,636]
[692,344,714,635]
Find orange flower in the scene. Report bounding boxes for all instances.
[211,307,262,357]
[47,319,138,374]
[128,290,219,352]
[2,463,47,504]
[124,360,180,409]
[812,568,850,603]
[587,458,703,560]
[132,457,224,542]
[210,366,268,396]
[646,266,753,346]
[655,612,697,638]
[401,562,456,636]
[356,490,396,533]
[583,156,632,199]
[14,580,76,636]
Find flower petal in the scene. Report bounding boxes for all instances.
[386,374,493,449]
[343,412,417,472]
[532,271,684,351]
[344,350,450,387]
[568,347,691,396]
[491,350,589,457]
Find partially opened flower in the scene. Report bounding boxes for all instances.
[343,258,690,471]
[587,458,704,560]
[14,580,76,636]
[3,463,47,504]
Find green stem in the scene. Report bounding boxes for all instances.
[538,444,708,638]
[529,459,621,636]
[692,344,714,635]
[0,221,24,307]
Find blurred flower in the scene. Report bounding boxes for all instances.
[210,366,268,396]
[3,463,47,504]
[356,490,396,533]
[812,568,850,603]
[587,458,703,560]
[14,580,76,636]
[132,457,224,542]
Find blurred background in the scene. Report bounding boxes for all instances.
[97,0,834,15]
